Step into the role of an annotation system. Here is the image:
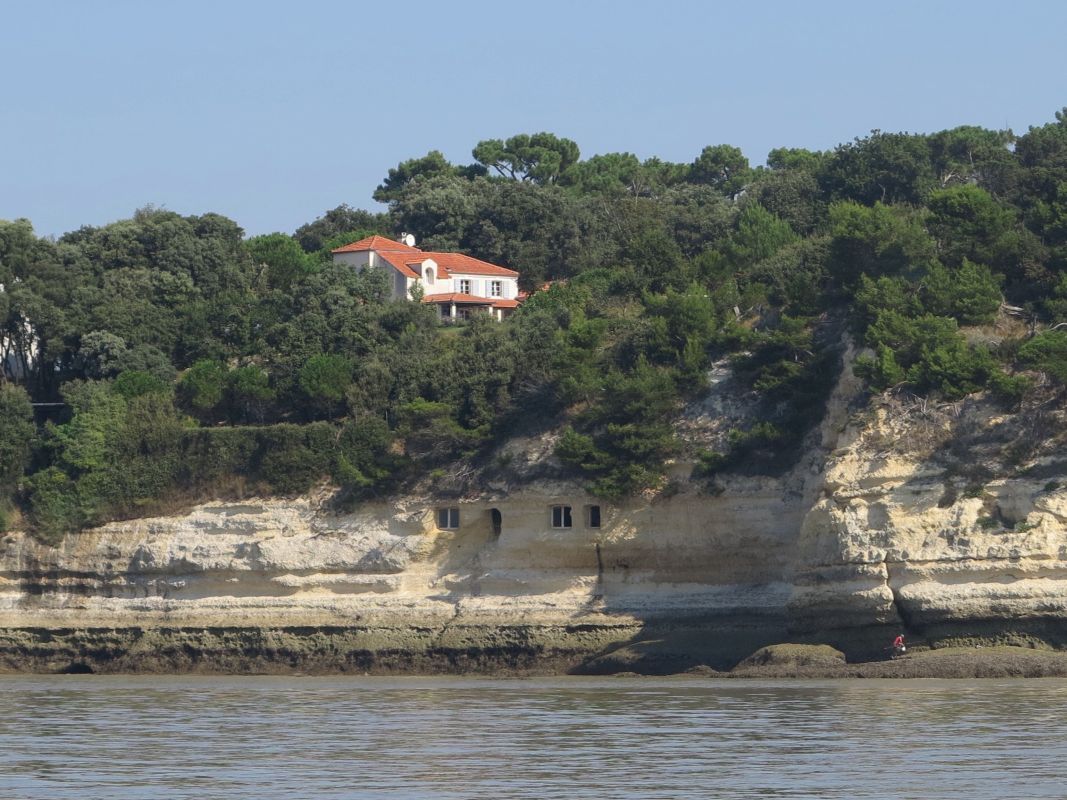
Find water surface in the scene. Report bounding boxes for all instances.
[2,675,1065,799]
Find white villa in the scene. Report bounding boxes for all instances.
[331,234,522,321]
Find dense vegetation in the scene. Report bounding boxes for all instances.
[4,112,1067,539]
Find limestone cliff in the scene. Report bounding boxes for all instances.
[2,356,1066,674]
[792,395,1067,652]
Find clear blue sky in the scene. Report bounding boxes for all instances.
[3,0,1064,238]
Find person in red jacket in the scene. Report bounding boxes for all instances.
[893,634,906,656]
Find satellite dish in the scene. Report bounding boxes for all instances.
[401,233,416,247]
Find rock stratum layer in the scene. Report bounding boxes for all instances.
[3,368,1067,674]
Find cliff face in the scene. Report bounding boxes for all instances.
[793,401,1067,650]
[0,483,804,673]
[2,362,1066,674]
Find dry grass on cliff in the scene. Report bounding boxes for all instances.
[855,395,955,461]
[857,388,1067,506]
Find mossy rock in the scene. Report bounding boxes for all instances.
[737,643,846,669]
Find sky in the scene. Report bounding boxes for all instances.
[2,0,1065,238]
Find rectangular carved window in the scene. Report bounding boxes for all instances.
[437,507,460,529]
[586,505,601,528]
[551,505,572,529]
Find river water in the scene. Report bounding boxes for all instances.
[2,675,1065,799]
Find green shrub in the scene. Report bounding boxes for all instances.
[1018,330,1067,383]
[178,359,227,412]
[921,259,1002,325]
[722,204,798,269]
[397,399,486,461]
[741,236,831,315]
[728,422,785,450]
[906,339,998,399]
[694,422,801,478]
[853,275,922,331]
[299,354,353,410]
[827,201,935,285]
[258,443,323,495]
[925,184,1017,270]
[21,391,376,533]
[1042,274,1067,320]
[25,386,191,533]
[178,426,261,485]
[226,366,275,423]
[334,416,399,491]
[0,384,35,490]
[860,310,1007,399]
[112,370,170,399]
[26,467,85,542]
[555,359,680,497]
[556,427,606,473]
[180,423,338,496]
[642,284,717,380]
[693,450,728,477]
[718,319,840,473]
[854,344,906,390]
[245,232,317,289]
[987,370,1031,405]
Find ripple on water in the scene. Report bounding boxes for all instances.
[2,676,1067,800]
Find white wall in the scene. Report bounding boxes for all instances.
[333,250,371,270]
[333,252,518,303]
[333,250,407,300]
[417,258,453,297]
[449,274,518,300]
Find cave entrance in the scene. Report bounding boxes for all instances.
[62,662,95,674]
[490,508,502,538]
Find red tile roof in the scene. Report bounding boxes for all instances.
[421,292,495,305]
[331,235,518,278]
[421,293,522,310]
[331,235,421,254]
[419,252,518,278]
[374,251,421,279]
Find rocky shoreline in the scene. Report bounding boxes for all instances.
[724,644,1067,679]
[4,623,1067,679]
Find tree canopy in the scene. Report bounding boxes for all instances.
[5,111,1067,536]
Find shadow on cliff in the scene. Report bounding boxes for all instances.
[570,615,790,675]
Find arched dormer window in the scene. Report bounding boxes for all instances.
[424,266,435,285]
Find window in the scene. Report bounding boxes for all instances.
[437,507,460,529]
[424,266,435,284]
[459,279,472,295]
[586,505,601,528]
[551,505,572,529]
[490,280,502,298]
